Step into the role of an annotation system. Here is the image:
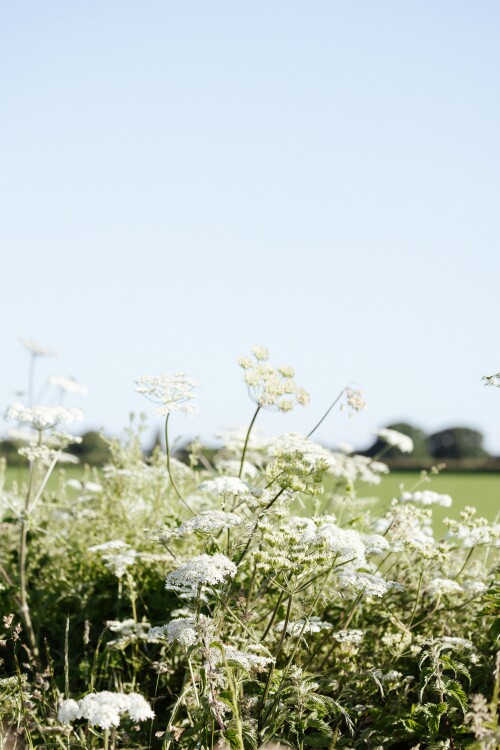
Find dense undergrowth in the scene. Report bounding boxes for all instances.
[1,341,499,749]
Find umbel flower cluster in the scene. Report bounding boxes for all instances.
[0,340,499,750]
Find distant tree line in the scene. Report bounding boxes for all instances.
[363,422,497,468]
[0,431,110,467]
[0,423,496,470]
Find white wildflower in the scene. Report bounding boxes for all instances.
[275,617,334,636]
[18,443,59,464]
[315,523,366,564]
[58,698,81,724]
[266,433,335,494]
[48,375,88,395]
[165,553,237,597]
[106,619,151,646]
[361,534,390,555]
[440,636,474,650]
[338,571,403,597]
[329,451,389,486]
[4,403,83,431]
[88,540,128,552]
[375,428,413,453]
[461,579,487,595]
[445,508,500,548]
[199,477,250,499]
[400,490,452,508]
[67,479,102,493]
[213,645,273,672]
[135,373,198,416]
[426,578,463,598]
[148,615,213,649]
[238,346,309,411]
[333,629,364,644]
[19,336,56,357]
[125,693,156,722]
[342,387,367,415]
[163,511,242,541]
[374,503,435,555]
[74,691,154,729]
[88,540,137,578]
[215,458,258,479]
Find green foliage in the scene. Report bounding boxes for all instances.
[428,427,489,460]
[1,349,499,750]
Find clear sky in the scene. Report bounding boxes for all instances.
[2,1,500,453]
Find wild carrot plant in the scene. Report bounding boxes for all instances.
[0,339,498,749]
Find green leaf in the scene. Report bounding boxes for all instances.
[304,732,333,746]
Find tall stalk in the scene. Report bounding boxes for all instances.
[238,405,260,478]
[18,442,40,662]
[164,414,195,515]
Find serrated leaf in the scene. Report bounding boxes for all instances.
[304,732,332,746]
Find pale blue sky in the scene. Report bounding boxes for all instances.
[2,1,500,452]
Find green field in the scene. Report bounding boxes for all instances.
[4,466,499,532]
[355,471,500,534]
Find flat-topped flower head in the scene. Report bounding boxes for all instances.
[265,433,335,494]
[338,571,403,597]
[199,476,250,498]
[238,346,309,412]
[375,428,413,454]
[165,553,237,598]
[341,387,367,416]
[4,403,84,431]
[399,490,452,508]
[275,617,334,636]
[148,614,214,649]
[169,511,242,539]
[135,373,198,416]
[88,540,137,578]
[315,523,366,564]
[19,336,56,357]
[58,691,154,729]
[48,375,88,395]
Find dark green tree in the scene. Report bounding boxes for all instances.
[364,422,430,459]
[427,427,489,459]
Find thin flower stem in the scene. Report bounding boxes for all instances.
[238,405,260,478]
[235,487,286,566]
[164,415,195,515]
[453,546,475,579]
[408,569,425,627]
[306,389,345,439]
[188,657,200,707]
[258,592,294,735]
[262,569,336,731]
[30,449,62,513]
[28,354,36,407]
[260,589,285,641]
[18,435,41,663]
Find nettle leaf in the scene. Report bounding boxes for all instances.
[304,732,332,746]
[491,617,500,640]
[223,729,241,749]
[400,717,424,733]
[443,679,468,712]
[423,702,447,737]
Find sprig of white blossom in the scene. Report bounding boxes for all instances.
[135,373,198,416]
[4,403,83,431]
[58,691,154,729]
[238,346,309,412]
[165,553,237,597]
